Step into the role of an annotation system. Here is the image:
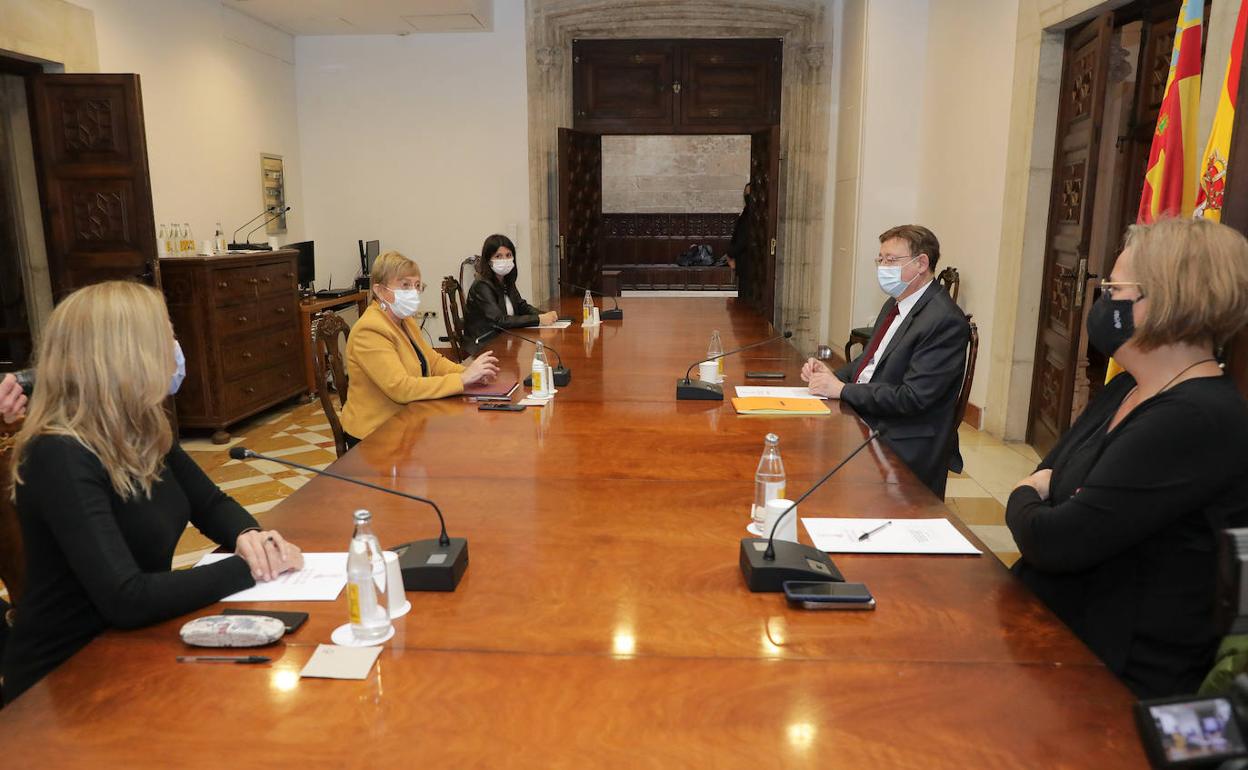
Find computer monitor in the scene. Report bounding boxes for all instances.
[290,241,315,289]
[359,239,380,276]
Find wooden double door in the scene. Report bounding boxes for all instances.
[1027,2,1187,453]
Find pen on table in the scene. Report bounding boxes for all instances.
[176,655,271,664]
[858,521,892,541]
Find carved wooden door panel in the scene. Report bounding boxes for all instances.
[27,74,159,300]
[573,40,676,133]
[680,40,781,131]
[1026,15,1114,455]
[747,126,780,322]
[557,127,603,295]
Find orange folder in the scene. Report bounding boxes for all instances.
[730,397,831,415]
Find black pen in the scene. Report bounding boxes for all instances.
[176,655,271,664]
[858,521,892,541]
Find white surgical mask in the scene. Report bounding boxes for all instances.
[169,340,186,395]
[491,258,514,276]
[387,288,422,319]
[876,257,917,298]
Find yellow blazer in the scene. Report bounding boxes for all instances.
[340,304,465,440]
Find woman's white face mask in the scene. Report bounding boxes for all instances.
[381,285,422,318]
[491,258,515,277]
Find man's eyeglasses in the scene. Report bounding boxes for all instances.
[873,254,915,267]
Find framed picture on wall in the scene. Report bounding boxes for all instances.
[260,153,287,234]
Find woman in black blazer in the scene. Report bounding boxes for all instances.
[462,234,557,353]
[1007,217,1248,698]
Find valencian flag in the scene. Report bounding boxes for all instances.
[1112,1,1205,382]
[1138,0,1204,223]
[1195,0,1248,221]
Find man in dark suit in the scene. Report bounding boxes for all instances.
[803,225,970,498]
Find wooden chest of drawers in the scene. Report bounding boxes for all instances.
[160,250,304,442]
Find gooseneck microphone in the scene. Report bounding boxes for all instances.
[243,205,292,248]
[229,206,284,250]
[476,324,572,387]
[676,330,793,401]
[560,280,623,320]
[739,428,884,592]
[228,446,468,591]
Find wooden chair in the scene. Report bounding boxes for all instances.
[313,311,351,457]
[441,276,468,362]
[940,318,980,499]
[844,265,961,361]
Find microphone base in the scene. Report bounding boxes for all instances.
[600,308,623,320]
[390,537,469,592]
[739,538,843,592]
[676,378,724,400]
[524,367,571,387]
[227,242,272,251]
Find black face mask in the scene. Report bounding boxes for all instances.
[1086,295,1136,357]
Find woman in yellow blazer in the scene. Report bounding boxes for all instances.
[340,251,499,446]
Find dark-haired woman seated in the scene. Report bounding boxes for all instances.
[462,234,557,352]
[1007,217,1248,698]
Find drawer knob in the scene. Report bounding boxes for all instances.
[280,341,290,348]
[276,307,287,314]
[237,315,248,323]
[242,352,253,360]
[263,277,272,283]
[285,272,294,279]
[248,278,259,285]
[217,281,228,289]
[244,386,255,394]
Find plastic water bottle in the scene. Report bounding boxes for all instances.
[346,509,392,642]
[214,221,227,253]
[181,223,194,256]
[164,224,178,257]
[708,330,724,383]
[531,341,548,396]
[583,289,594,323]
[752,433,786,531]
[157,224,169,257]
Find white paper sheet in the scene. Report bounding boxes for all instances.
[300,644,382,680]
[734,386,824,400]
[801,518,982,555]
[195,552,348,601]
[536,320,573,329]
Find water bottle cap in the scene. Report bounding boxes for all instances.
[353,509,372,522]
[765,433,779,444]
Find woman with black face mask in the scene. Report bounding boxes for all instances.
[1006,217,1248,699]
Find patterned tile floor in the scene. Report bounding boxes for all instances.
[173,398,336,567]
[176,400,1038,569]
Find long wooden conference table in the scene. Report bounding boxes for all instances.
[0,298,1146,767]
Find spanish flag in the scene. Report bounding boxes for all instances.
[1195,0,1248,222]
[1137,0,1204,223]
[1112,1,1205,382]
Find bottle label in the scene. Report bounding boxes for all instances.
[583,306,591,321]
[717,358,725,379]
[532,370,543,392]
[347,582,362,624]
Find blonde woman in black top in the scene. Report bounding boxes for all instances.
[1008,217,1248,698]
[3,282,304,703]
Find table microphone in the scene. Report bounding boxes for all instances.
[243,205,293,249]
[676,330,792,400]
[228,446,468,591]
[228,205,287,250]
[560,280,623,320]
[476,324,572,387]
[740,428,883,592]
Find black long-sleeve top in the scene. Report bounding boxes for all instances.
[2,435,257,703]
[462,277,542,353]
[1007,372,1248,698]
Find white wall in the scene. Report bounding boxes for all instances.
[295,0,530,341]
[70,0,305,247]
[915,0,1019,409]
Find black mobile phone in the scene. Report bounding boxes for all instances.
[478,403,526,412]
[1134,694,1248,768]
[13,368,35,396]
[746,371,786,380]
[221,609,309,634]
[783,581,875,610]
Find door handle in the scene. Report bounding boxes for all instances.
[1074,256,1092,307]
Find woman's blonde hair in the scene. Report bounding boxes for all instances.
[11,281,175,500]
[369,250,421,300]
[1123,217,1248,350]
